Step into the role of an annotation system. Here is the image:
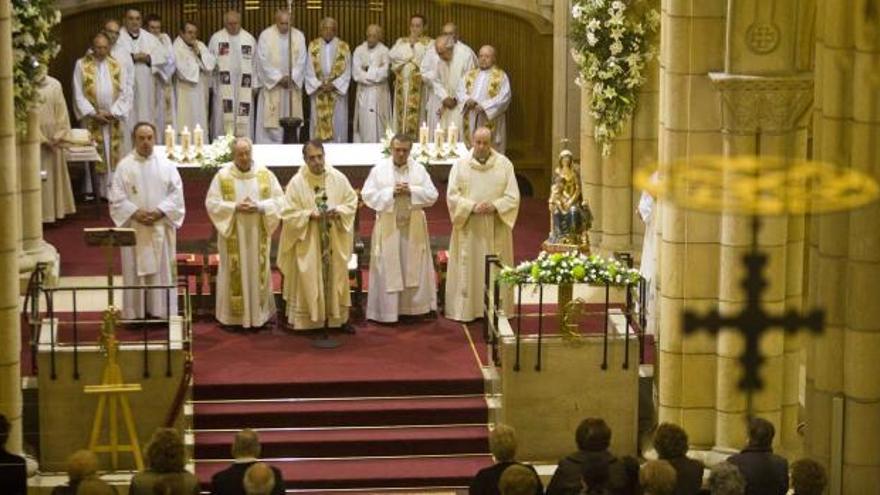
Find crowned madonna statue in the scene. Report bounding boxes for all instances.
[543,147,592,253]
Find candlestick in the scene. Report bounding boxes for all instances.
[433,123,444,153]
[180,126,191,159]
[419,122,429,147]
[193,124,204,152]
[165,125,175,154]
[447,122,458,146]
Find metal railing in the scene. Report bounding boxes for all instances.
[23,264,193,381]
[483,254,647,372]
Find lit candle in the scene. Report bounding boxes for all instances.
[419,122,429,147]
[433,123,444,149]
[165,125,175,148]
[180,126,191,155]
[193,124,204,151]
[447,122,458,146]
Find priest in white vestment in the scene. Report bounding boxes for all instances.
[445,128,519,322]
[638,172,660,335]
[362,135,437,323]
[174,22,216,133]
[420,34,476,134]
[206,138,286,329]
[118,9,170,138]
[72,32,133,199]
[305,18,352,143]
[208,10,259,139]
[146,14,176,142]
[389,15,432,136]
[352,25,391,143]
[37,74,76,223]
[255,10,307,144]
[278,140,358,331]
[109,123,185,320]
[457,46,512,153]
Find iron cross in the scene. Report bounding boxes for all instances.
[683,218,824,394]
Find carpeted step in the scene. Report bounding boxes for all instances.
[193,396,488,429]
[192,377,485,401]
[193,425,489,459]
[195,455,494,490]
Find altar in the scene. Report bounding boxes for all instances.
[156,143,468,183]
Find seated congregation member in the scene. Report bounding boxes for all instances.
[129,428,199,495]
[211,429,284,495]
[579,452,614,495]
[607,455,640,495]
[707,462,745,495]
[109,123,185,320]
[652,423,704,495]
[546,418,615,495]
[243,462,278,495]
[445,127,519,322]
[206,138,286,330]
[362,134,438,323]
[789,458,827,495]
[51,450,99,495]
[76,478,118,495]
[278,140,358,331]
[0,414,26,495]
[726,417,788,495]
[639,460,677,495]
[469,424,542,495]
[498,464,541,495]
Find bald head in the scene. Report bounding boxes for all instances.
[478,45,496,70]
[244,462,276,495]
[275,10,290,34]
[435,34,455,62]
[224,10,241,35]
[441,22,458,41]
[320,17,337,42]
[473,127,493,160]
[366,24,383,47]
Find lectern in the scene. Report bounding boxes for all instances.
[82,228,145,471]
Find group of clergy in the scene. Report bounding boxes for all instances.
[108,123,519,331]
[67,7,513,201]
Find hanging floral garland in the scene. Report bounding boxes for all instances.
[570,0,660,155]
[12,0,62,131]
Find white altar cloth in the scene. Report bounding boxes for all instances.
[156,143,468,170]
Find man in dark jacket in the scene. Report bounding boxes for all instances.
[546,418,616,495]
[727,417,788,495]
[211,429,284,495]
[470,424,543,495]
[0,414,27,495]
[653,422,704,495]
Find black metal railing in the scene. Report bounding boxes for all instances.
[24,273,192,381]
[483,254,647,372]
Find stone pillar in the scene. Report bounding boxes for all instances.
[656,0,726,449]
[709,74,813,453]
[581,0,659,255]
[18,109,58,281]
[0,0,23,454]
[552,0,582,161]
[805,0,880,491]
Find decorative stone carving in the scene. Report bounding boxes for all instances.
[746,22,780,54]
[709,72,813,133]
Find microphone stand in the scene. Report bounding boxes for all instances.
[312,188,341,349]
[280,0,303,143]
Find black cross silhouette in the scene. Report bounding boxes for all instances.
[683,218,824,396]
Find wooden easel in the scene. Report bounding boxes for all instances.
[83,228,145,471]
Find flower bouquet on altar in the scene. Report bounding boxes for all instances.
[498,250,641,287]
[197,134,235,173]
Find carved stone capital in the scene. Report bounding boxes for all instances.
[709,72,813,133]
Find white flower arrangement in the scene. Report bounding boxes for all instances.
[198,134,236,172]
[12,0,62,132]
[498,250,642,287]
[570,0,659,155]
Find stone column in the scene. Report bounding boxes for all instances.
[656,0,726,449]
[708,74,813,453]
[0,0,23,454]
[18,108,58,281]
[552,0,582,161]
[581,0,659,255]
[805,0,880,491]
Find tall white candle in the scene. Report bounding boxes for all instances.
[447,122,458,146]
[165,125,175,148]
[419,122,429,147]
[193,124,204,151]
[433,123,444,149]
[180,126,191,154]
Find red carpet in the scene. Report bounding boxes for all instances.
[191,318,492,490]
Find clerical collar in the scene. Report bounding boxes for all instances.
[129,31,140,40]
[470,151,495,170]
[134,151,153,162]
